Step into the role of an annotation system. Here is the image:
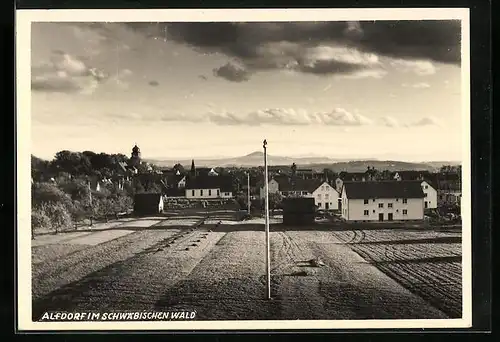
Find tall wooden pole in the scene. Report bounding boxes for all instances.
[263,139,271,299]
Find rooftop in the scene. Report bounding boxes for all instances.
[343,180,425,199]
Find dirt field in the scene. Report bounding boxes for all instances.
[32,211,461,320]
[331,227,462,318]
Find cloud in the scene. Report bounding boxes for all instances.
[410,116,443,127]
[149,80,160,86]
[126,21,461,81]
[31,51,104,94]
[206,107,374,126]
[340,68,388,79]
[31,50,131,94]
[390,59,437,75]
[198,75,208,80]
[213,62,251,82]
[380,116,401,127]
[403,82,431,88]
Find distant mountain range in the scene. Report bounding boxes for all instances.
[145,151,460,173]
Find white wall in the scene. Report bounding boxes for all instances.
[346,197,424,221]
[312,182,339,210]
[421,181,437,209]
[186,188,221,199]
[260,179,279,198]
[158,197,164,212]
[220,191,233,198]
[341,186,424,221]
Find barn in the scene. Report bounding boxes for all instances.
[282,197,316,226]
[133,193,164,216]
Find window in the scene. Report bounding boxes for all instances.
[388,203,393,208]
[424,185,428,189]
[208,189,212,196]
[302,191,308,195]
[325,194,329,200]
[424,193,428,197]
[192,190,195,196]
[396,209,399,213]
[318,202,322,208]
[402,198,408,204]
[217,189,220,196]
[378,203,384,208]
[396,198,399,202]
[373,210,375,213]
[200,189,204,196]
[364,199,369,204]
[403,209,408,215]
[364,210,369,216]
[373,199,375,202]
[317,194,322,199]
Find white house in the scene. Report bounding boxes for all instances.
[208,168,219,176]
[420,180,437,209]
[311,181,340,210]
[341,181,425,222]
[185,175,233,199]
[261,177,339,210]
[259,178,280,198]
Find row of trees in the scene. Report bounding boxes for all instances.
[30,151,156,237]
[31,178,134,237]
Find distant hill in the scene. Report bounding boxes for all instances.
[145,151,460,172]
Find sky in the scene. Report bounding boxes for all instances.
[30,20,464,162]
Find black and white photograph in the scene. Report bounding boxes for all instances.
[16,8,471,330]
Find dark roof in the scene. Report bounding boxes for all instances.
[275,177,324,193]
[167,174,185,186]
[343,181,425,199]
[134,193,162,205]
[165,188,185,197]
[338,172,367,181]
[391,170,431,179]
[185,175,233,192]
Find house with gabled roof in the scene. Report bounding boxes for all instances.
[185,175,233,199]
[260,176,340,210]
[341,180,425,222]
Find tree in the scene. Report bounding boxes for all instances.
[39,202,73,234]
[173,163,185,174]
[145,182,162,193]
[269,192,283,214]
[31,207,52,238]
[32,182,74,212]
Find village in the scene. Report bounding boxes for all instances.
[30,142,463,321]
[122,143,462,225]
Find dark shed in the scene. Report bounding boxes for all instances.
[133,193,164,216]
[283,197,316,226]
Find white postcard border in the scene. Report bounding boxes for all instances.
[16,8,472,331]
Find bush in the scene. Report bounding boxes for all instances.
[39,202,73,233]
[31,207,52,235]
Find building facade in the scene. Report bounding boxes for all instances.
[341,181,425,222]
[420,180,438,209]
[311,181,339,210]
[185,175,233,199]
